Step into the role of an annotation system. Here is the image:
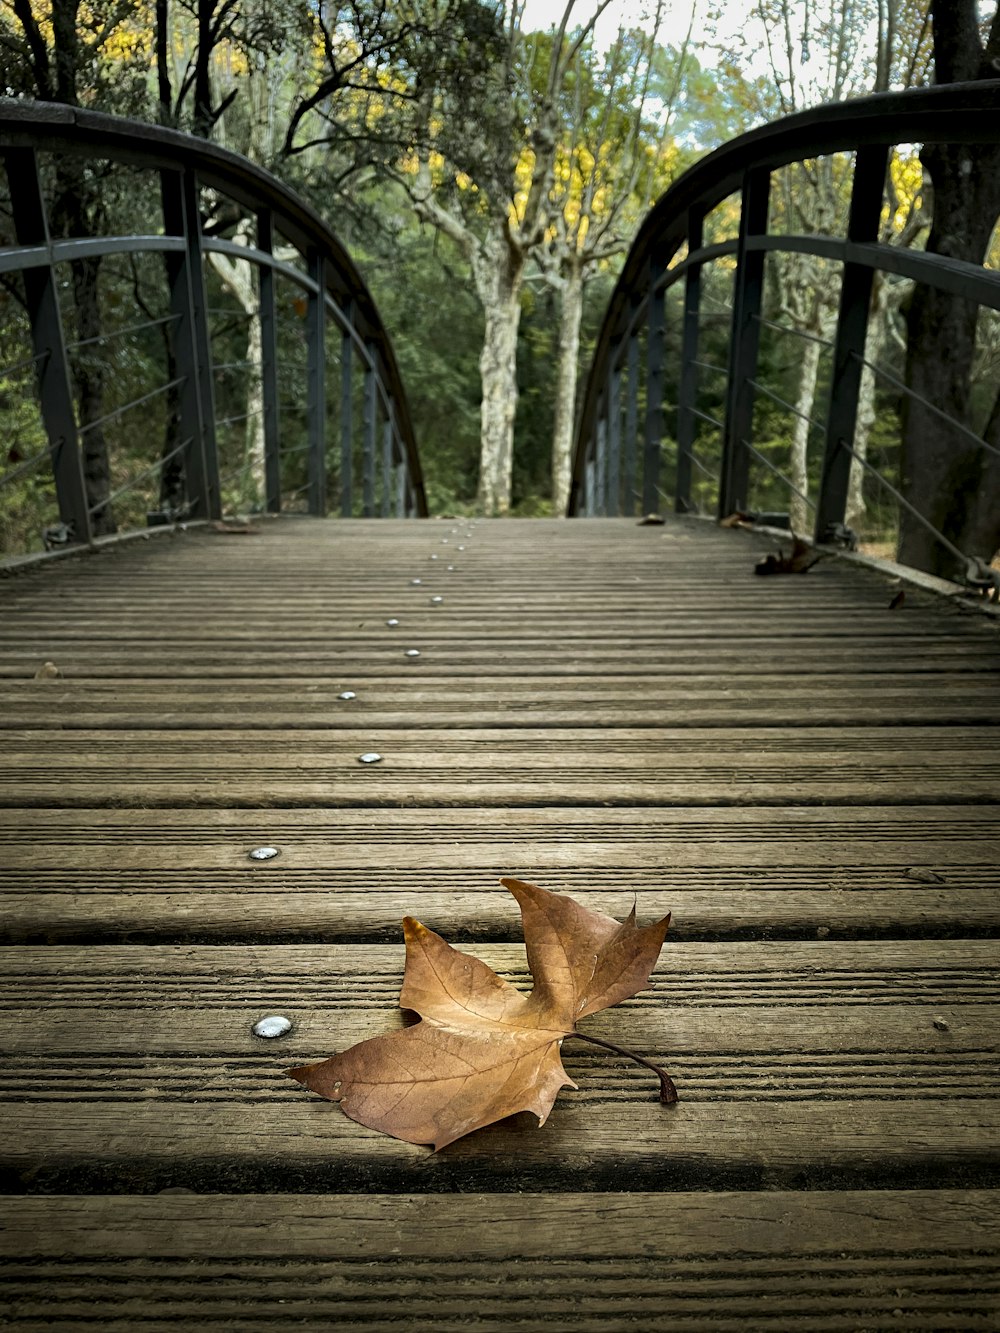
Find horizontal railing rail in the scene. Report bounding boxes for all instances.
[570,80,1000,588]
[0,101,426,557]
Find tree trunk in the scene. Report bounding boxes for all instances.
[473,226,524,516]
[208,244,265,506]
[71,253,114,534]
[551,260,584,516]
[244,300,265,504]
[900,139,1000,576]
[847,276,892,530]
[789,332,821,534]
[50,154,115,535]
[899,3,1000,575]
[159,338,185,513]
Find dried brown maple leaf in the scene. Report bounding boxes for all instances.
[287,877,672,1150]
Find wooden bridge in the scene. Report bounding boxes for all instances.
[4,83,1000,1329]
[2,514,999,1328]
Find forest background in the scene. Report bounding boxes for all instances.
[1,0,999,576]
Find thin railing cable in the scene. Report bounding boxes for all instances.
[742,438,817,512]
[747,378,826,433]
[0,438,63,492]
[849,351,1000,462]
[689,450,715,479]
[213,359,262,374]
[216,405,264,430]
[752,314,835,351]
[0,348,51,378]
[218,457,257,488]
[691,358,729,376]
[67,312,180,352]
[689,405,725,431]
[835,437,969,568]
[78,376,186,436]
[87,438,191,515]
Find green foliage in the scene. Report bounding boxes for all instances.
[346,194,484,513]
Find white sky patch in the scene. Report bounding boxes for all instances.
[520,0,702,53]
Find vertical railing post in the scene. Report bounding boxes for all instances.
[676,206,705,514]
[815,143,890,543]
[721,166,770,517]
[381,399,394,518]
[607,344,622,516]
[256,208,281,514]
[305,250,326,516]
[4,147,92,545]
[585,453,595,516]
[339,302,354,517]
[395,458,407,518]
[643,254,667,514]
[624,306,640,516]
[362,342,377,517]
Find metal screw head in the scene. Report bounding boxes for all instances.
[358,752,383,764]
[430,596,443,604]
[405,649,421,658]
[441,538,449,544]
[411,578,422,585]
[386,618,399,627]
[430,554,438,559]
[338,691,357,700]
[446,565,455,571]
[252,1015,292,1038]
[249,846,279,861]
[457,545,466,551]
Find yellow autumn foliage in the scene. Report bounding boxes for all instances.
[883,149,924,236]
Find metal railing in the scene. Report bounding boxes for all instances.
[0,101,426,555]
[570,81,1000,587]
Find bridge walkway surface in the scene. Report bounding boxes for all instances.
[1,515,999,1329]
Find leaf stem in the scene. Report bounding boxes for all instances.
[565,1031,678,1104]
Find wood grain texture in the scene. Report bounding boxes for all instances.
[0,1199,997,1333]
[1,941,998,1191]
[2,515,999,1324]
[4,803,995,940]
[2,1192,999,1331]
[3,724,1000,805]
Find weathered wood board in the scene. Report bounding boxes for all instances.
[2,1192,999,1331]
[2,804,998,940]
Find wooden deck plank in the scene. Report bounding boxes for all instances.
[3,725,1000,806]
[1,804,998,940]
[2,941,997,1191]
[6,673,1000,729]
[3,802,995,938]
[2,1192,998,1331]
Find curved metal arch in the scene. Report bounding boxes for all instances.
[0,98,426,526]
[571,79,1000,519]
